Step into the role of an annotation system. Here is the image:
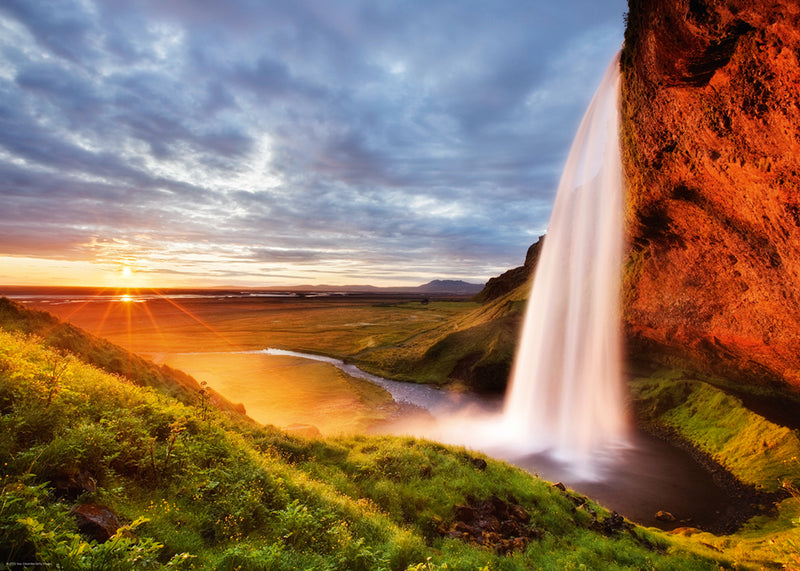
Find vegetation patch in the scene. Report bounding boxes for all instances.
[631,372,800,492]
[0,325,735,569]
[0,298,244,416]
[629,370,800,568]
[355,288,528,392]
[3,299,799,568]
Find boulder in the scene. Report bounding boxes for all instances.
[53,469,96,499]
[70,503,121,542]
[655,510,677,522]
[470,457,488,471]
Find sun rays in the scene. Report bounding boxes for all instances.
[17,285,243,366]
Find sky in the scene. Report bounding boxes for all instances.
[0,0,627,289]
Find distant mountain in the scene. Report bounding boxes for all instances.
[258,280,485,295]
[261,284,381,292]
[415,280,484,294]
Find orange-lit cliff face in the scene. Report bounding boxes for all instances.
[621,0,800,388]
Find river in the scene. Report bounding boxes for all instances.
[255,348,741,533]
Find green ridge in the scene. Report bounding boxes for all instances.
[0,297,246,417]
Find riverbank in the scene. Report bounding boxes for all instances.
[154,344,788,536]
[4,293,799,565]
[1,325,739,570]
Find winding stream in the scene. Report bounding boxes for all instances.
[255,348,491,413]
[256,348,738,532]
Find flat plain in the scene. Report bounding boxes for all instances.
[22,293,478,433]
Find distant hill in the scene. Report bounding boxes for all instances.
[415,280,484,294]
[353,283,530,393]
[472,237,543,303]
[349,250,540,393]
[259,279,485,295]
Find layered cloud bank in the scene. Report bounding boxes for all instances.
[0,0,624,287]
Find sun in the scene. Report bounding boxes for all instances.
[121,266,133,278]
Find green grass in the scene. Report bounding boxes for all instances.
[354,287,529,391]
[631,371,800,491]
[3,297,799,568]
[0,298,246,417]
[21,296,476,359]
[629,369,800,569]
[0,328,733,569]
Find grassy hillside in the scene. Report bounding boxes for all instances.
[632,370,800,493]
[1,319,745,569]
[354,283,530,393]
[629,368,800,567]
[0,298,246,417]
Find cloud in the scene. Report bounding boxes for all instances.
[0,0,627,286]
[0,0,98,63]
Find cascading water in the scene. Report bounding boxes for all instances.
[409,52,629,478]
[374,55,732,520]
[501,52,628,463]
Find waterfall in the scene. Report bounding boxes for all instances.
[408,53,628,477]
[501,52,628,463]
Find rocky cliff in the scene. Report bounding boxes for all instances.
[473,237,543,303]
[620,0,800,390]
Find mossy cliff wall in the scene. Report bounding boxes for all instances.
[620,0,800,389]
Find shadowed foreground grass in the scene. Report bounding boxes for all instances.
[0,329,734,570]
